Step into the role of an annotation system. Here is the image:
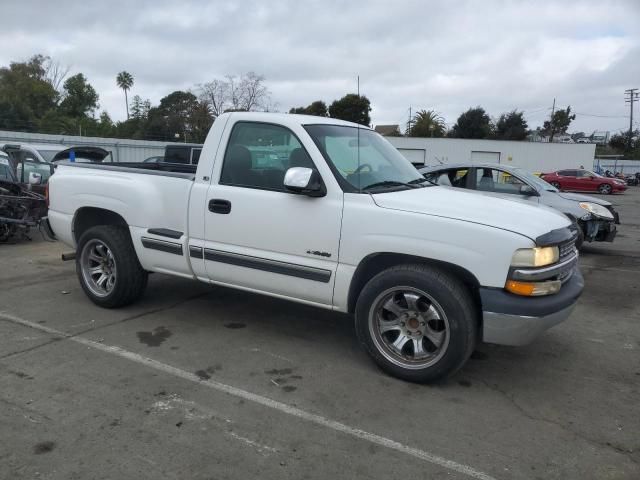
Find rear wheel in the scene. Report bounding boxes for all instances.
[598,183,612,194]
[355,264,477,383]
[76,225,148,308]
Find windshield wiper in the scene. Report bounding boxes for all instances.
[408,177,432,185]
[362,180,418,191]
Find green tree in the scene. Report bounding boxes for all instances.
[329,94,371,126]
[494,110,528,140]
[608,133,627,151]
[289,100,328,117]
[0,54,58,131]
[451,107,493,139]
[116,71,134,119]
[189,100,214,143]
[542,106,576,142]
[58,73,99,118]
[130,95,151,120]
[408,110,446,137]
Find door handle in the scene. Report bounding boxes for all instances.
[208,199,231,214]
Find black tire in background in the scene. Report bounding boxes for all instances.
[76,225,148,308]
[355,264,477,383]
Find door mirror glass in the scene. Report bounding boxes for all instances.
[519,184,537,196]
[29,171,42,185]
[284,167,325,197]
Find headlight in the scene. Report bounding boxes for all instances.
[511,246,559,267]
[578,202,614,220]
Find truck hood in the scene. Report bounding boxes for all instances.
[555,191,612,207]
[371,186,570,241]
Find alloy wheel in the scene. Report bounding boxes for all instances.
[368,287,450,370]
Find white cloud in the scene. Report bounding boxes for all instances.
[0,0,638,134]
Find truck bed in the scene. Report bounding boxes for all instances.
[55,161,197,180]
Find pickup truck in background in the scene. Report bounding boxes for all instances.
[47,112,584,382]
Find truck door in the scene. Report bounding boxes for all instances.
[200,120,343,307]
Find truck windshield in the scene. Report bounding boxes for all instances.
[304,124,427,192]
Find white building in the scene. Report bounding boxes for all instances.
[386,137,596,173]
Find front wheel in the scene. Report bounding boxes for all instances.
[598,184,612,194]
[550,181,561,189]
[355,264,477,383]
[76,225,148,308]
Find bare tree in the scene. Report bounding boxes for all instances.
[225,75,242,110]
[238,72,270,111]
[199,79,228,117]
[43,57,71,91]
[200,72,271,114]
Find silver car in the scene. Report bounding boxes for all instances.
[419,163,619,248]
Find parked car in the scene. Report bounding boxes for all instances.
[541,169,627,194]
[0,156,48,242]
[420,163,619,248]
[143,155,165,163]
[624,173,639,186]
[46,112,583,383]
[1,143,62,190]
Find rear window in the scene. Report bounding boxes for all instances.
[164,146,190,164]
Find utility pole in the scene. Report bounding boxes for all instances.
[407,106,412,135]
[624,88,639,150]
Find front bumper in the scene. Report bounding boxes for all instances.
[480,269,584,346]
[583,218,617,242]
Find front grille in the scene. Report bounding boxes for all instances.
[559,238,577,261]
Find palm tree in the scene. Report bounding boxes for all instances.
[116,71,134,119]
[408,110,446,137]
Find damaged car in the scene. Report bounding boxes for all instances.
[0,156,47,242]
[420,163,619,248]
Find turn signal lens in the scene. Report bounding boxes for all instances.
[511,246,559,267]
[505,280,561,296]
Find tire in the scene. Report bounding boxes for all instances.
[355,264,477,383]
[76,225,148,308]
[598,184,612,194]
[550,181,561,189]
[575,224,585,250]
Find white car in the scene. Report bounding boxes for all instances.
[46,112,583,382]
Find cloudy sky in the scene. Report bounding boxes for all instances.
[1,0,638,134]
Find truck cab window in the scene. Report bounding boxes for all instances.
[220,122,313,192]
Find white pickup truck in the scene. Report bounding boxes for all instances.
[47,112,583,382]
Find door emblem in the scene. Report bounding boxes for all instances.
[306,250,332,258]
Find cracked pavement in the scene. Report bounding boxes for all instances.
[1,189,639,479]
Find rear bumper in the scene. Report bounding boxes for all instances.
[41,216,56,240]
[480,269,584,346]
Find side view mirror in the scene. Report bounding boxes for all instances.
[29,172,42,185]
[284,167,326,197]
[519,184,538,196]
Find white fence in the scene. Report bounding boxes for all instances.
[0,130,192,162]
[594,159,640,175]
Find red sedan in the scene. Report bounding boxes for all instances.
[541,169,627,195]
